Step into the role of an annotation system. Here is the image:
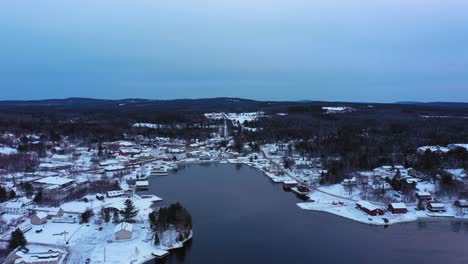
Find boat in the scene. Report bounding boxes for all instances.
[135,180,149,190]
[152,249,169,258]
[151,165,168,176]
[283,180,298,191]
[291,185,310,200]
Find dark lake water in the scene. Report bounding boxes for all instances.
[142,163,468,264]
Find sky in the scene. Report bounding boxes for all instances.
[0,0,468,102]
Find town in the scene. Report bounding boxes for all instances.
[0,100,467,263]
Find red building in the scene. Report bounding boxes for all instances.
[388,203,408,214]
[356,201,384,216]
[415,191,432,201]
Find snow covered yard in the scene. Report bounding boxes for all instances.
[317,184,361,199]
[25,222,81,245]
[66,223,157,264]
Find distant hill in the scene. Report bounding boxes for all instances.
[396,101,468,109]
[0,98,466,114]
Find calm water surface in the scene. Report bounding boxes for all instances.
[141,163,468,264]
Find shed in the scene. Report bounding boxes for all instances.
[356,200,384,216]
[388,203,408,214]
[114,222,133,240]
[427,202,446,212]
[415,191,432,201]
[454,200,468,208]
[31,212,48,225]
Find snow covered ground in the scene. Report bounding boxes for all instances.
[297,201,420,226]
[0,147,17,155]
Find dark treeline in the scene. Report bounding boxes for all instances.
[149,202,192,245]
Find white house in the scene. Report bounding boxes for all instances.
[1,201,28,215]
[169,149,187,160]
[5,247,63,264]
[31,212,48,225]
[114,222,133,240]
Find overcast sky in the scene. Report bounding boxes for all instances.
[1,0,467,102]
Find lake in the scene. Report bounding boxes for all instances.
[141,163,468,264]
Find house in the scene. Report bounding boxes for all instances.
[342,177,357,186]
[33,177,75,189]
[114,222,133,240]
[125,189,134,198]
[417,146,450,155]
[5,247,63,264]
[51,154,69,162]
[454,200,468,208]
[30,207,64,219]
[1,201,27,215]
[388,203,408,214]
[107,190,126,198]
[30,212,48,225]
[283,180,298,191]
[415,191,432,201]
[135,181,149,191]
[104,165,126,172]
[427,202,446,212]
[356,201,384,216]
[169,149,187,161]
[96,193,105,201]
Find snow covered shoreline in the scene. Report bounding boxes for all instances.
[218,159,467,227]
[135,231,193,264]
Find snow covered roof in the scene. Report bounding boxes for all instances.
[0,146,17,155]
[104,165,125,171]
[32,207,62,215]
[428,202,446,208]
[356,200,380,211]
[107,190,126,197]
[35,177,74,186]
[133,123,161,129]
[51,154,69,160]
[389,203,407,210]
[283,180,298,185]
[3,201,25,209]
[34,212,48,219]
[114,222,133,233]
[135,181,149,186]
[38,163,72,169]
[15,250,61,264]
[417,146,449,153]
[416,191,432,196]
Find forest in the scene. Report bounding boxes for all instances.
[0,98,467,184]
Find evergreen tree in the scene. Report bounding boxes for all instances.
[417,200,425,211]
[120,199,139,222]
[22,182,34,197]
[104,209,111,223]
[81,209,93,223]
[9,189,16,199]
[154,232,160,245]
[112,211,120,224]
[149,212,157,229]
[9,228,27,250]
[0,186,7,202]
[98,143,103,157]
[33,190,43,203]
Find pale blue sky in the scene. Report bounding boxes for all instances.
[1,0,468,102]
